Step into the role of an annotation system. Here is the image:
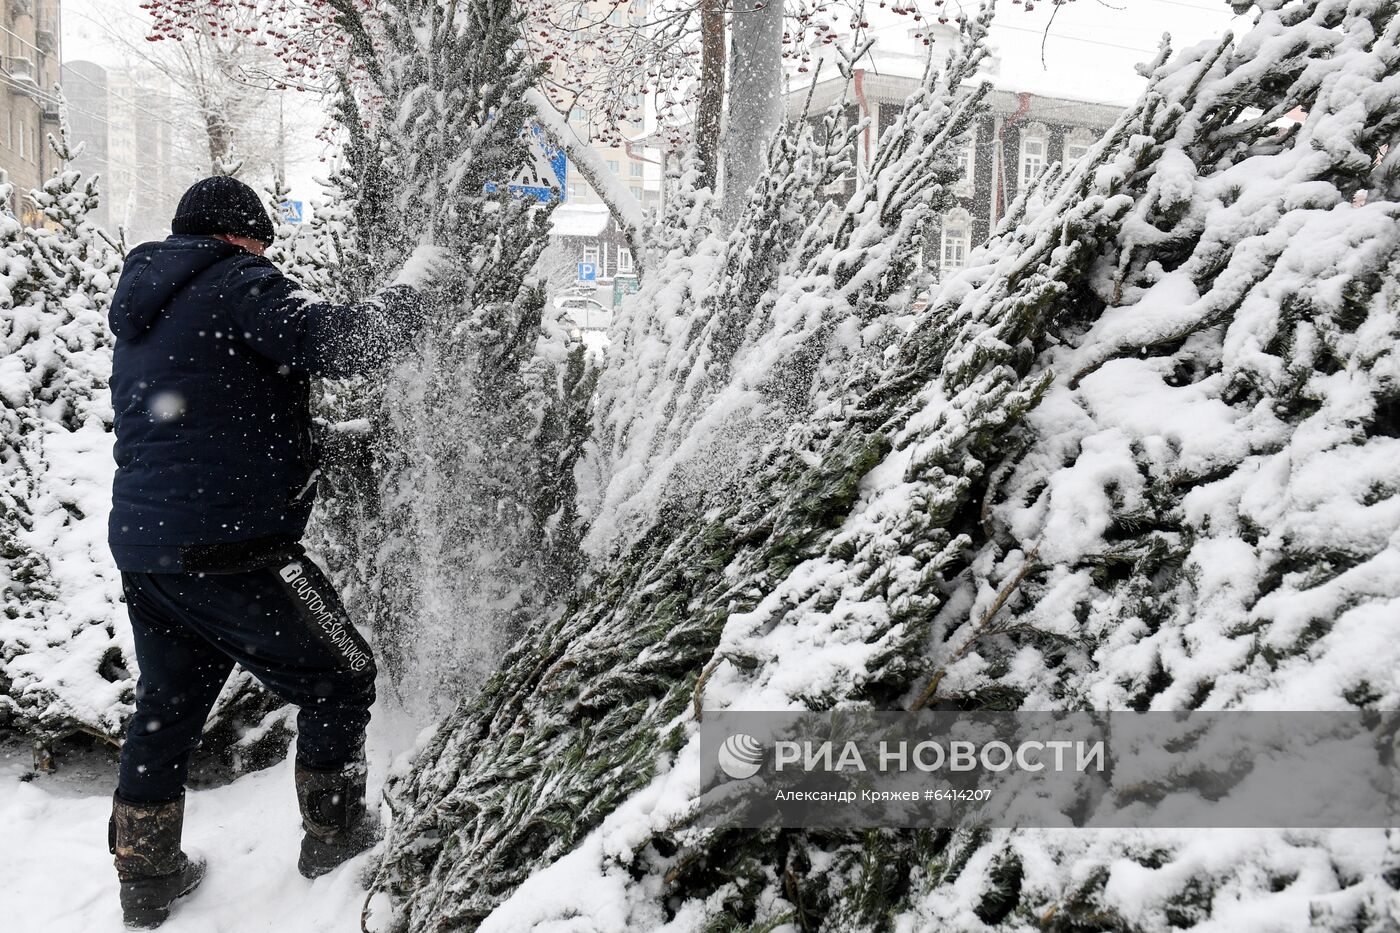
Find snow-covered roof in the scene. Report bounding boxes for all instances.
[787,36,1130,116]
[550,204,611,238]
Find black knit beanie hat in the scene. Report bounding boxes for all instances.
[171,176,276,245]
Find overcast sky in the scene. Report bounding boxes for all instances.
[985,0,1245,101]
[827,0,1247,104]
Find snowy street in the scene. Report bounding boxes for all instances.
[1,734,394,932]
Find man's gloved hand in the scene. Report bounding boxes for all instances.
[392,243,453,289]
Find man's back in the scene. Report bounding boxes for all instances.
[107,231,426,573]
[109,235,317,571]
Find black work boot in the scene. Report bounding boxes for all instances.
[295,759,380,878]
[109,794,206,929]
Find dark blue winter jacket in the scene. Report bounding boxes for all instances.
[107,234,422,573]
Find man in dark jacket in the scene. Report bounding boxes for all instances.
[105,176,442,929]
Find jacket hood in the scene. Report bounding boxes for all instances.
[110,235,243,339]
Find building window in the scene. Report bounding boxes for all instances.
[618,248,634,273]
[1063,128,1096,165]
[1019,123,1048,189]
[940,210,971,275]
[4,110,11,150]
[567,182,579,200]
[630,185,642,200]
[607,159,620,173]
[629,162,643,177]
[960,134,976,189]
[582,244,599,266]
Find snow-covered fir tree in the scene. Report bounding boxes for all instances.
[2,0,1396,927]
[366,0,1400,929]
[299,0,592,709]
[583,24,989,557]
[262,173,350,301]
[0,131,131,748]
[0,183,58,737]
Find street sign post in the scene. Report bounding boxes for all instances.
[280,199,304,223]
[578,262,597,283]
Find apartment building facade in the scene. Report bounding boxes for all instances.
[636,19,1123,284]
[855,75,1122,279]
[0,0,60,225]
[62,60,185,244]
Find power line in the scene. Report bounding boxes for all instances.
[1134,0,1239,12]
[861,0,1236,56]
[54,76,214,151]
[0,72,58,105]
[0,23,44,56]
[990,21,1160,54]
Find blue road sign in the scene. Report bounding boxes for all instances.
[578,262,597,282]
[485,124,567,202]
[280,199,304,223]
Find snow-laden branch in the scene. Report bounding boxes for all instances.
[525,88,650,278]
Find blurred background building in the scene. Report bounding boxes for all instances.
[0,0,62,225]
[62,59,185,243]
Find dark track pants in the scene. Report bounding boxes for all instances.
[116,551,377,804]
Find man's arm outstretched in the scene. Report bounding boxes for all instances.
[220,244,447,377]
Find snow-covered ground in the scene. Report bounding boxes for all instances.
[0,707,424,933]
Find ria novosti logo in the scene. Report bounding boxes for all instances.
[717,733,764,780]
